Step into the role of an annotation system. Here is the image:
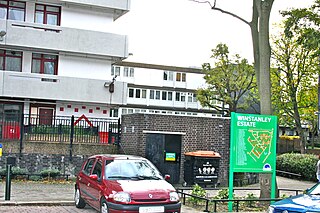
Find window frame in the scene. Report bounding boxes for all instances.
[35,3,61,26]
[0,49,22,72]
[31,53,58,75]
[0,0,26,21]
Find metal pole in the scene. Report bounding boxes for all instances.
[19,113,24,156]
[5,164,12,200]
[69,115,74,161]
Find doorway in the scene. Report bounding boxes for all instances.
[145,133,182,184]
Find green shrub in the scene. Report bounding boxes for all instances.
[40,169,60,178]
[276,153,317,181]
[214,188,233,199]
[29,175,42,181]
[188,184,207,206]
[11,167,28,175]
[245,192,258,207]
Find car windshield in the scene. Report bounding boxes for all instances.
[105,159,163,180]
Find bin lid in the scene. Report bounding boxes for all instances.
[184,150,221,158]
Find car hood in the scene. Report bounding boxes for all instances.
[272,194,320,212]
[111,179,176,200]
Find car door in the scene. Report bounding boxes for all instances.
[78,158,96,204]
[88,159,104,209]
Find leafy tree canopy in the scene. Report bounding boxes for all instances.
[197,43,257,116]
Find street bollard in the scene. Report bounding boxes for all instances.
[5,164,12,200]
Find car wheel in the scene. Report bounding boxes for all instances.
[75,188,86,208]
[100,198,109,213]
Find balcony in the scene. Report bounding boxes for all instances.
[60,0,131,20]
[0,71,127,105]
[0,20,128,60]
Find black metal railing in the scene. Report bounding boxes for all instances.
[177,187,303,212]
[0,114,121,145]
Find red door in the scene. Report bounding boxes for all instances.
[39,108,53,125]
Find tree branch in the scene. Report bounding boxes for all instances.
[188,0,250,26]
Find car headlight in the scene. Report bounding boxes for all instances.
[113,192,131,203]
[170,192,180,202]
[267,206,274,213]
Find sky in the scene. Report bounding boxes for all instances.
[112,0,314,68]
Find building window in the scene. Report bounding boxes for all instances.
[111,66,120,76]
[176,92,186,102]
[175,92,180,101]
[155,91,160,100]
[135,89,141,98]
[122,108,127,115]
[162,91,167,100]
[109,109,118,117]
[142,90,146,98]
[35,4,60,26]
[163,71,173,81]
[0,49,22,72]
[150,90,155,99]
[161,91,173,101]
[128,88,134,98]
[0,0,25,21]
[31,53,58,75]
[188,93,197,102]
[123,67,129,77]
[176,72,186,82]
[168,92,173,101]
[129,68,134,77]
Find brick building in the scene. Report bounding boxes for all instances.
[120,113,231,186]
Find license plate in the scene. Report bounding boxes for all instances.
[139,206,164,213]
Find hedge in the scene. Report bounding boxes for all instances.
[276,153,318,181]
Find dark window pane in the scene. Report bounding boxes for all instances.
[0,56,4,70]
[136,89,141,98]
[168,92,172,100]
[128,88,134,97]
[176,93,180,101]
[150,90,154,99]
[155,91,160,100]
[162,91,166,100]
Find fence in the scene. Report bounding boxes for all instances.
[0,114,121,145]
[177,188,303,212]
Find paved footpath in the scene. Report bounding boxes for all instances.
[0,176,316,213]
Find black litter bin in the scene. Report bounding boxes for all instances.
[184,151,221,187]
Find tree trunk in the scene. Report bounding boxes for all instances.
[255,0,274,199]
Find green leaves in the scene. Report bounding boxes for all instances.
[197,43,257,116]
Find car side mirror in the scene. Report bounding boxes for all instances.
[89,174,98,181]
[164,174,170,181]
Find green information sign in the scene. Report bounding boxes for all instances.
[230,112,277,173]
[228,112,278,211]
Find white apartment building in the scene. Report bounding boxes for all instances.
[112,61,222,118]
[0,0,130,123]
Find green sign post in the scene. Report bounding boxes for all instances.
[228,112,277,211]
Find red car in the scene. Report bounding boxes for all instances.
[74,154,181,213]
